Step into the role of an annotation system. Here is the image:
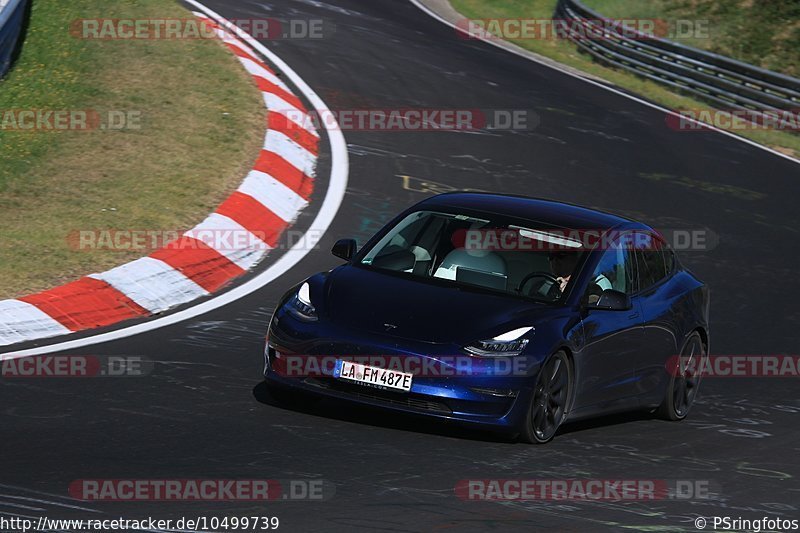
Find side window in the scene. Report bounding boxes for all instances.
[634,233,669,291]
[584,243,635,305]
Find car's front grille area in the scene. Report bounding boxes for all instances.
[303,377,452,414]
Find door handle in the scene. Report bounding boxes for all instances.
[628,312,640,320]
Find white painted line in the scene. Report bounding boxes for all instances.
[238,169,309,223]
[264,129,317,176]
[0,0,349,358]
[0,300,72,346]
[409,0,800,166]
[89,257,209,314]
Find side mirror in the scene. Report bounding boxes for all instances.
[331,238,357,261]
[593,289,632,311]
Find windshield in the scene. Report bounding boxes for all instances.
[358,210,586,302]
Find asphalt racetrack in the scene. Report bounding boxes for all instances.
[1,1,798,531]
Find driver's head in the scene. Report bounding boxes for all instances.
[549,250,579,278]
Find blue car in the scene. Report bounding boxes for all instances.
[264,193,710,443]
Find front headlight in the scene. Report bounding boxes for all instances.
[464,326,533,357]
[288,282,317,320]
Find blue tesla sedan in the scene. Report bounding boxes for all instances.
[264,193,710,443]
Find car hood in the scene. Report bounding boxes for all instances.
[323,265,554,345]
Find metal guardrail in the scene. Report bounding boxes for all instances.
[0,0,30,78]
[555,0,800,130]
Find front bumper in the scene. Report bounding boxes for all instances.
[263,311,543,432]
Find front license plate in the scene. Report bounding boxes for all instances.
[334,360,413,392]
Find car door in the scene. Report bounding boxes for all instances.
[632,235,680,403]
[574,237,645,410]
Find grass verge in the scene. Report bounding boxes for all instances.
[449,0,800,158]
[583,0,800,78]
[0,0,265,298]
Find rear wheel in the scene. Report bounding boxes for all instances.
[520,351,572,444]
[657,332,706,421]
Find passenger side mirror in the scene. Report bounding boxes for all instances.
[331,238,357,261]
[592,289,632,311]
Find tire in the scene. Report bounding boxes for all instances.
[657,331,706,421]
[520,350,573,444]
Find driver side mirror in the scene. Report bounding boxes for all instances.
[591,289,631,311]
[331,238,357,261]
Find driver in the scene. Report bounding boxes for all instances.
[524,250,580,299]
[549,250,579,293]
[524,250,613,301]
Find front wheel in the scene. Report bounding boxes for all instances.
[657,332,706,421]
[520,351,572,444]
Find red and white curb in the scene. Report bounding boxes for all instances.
[0,14,320,347]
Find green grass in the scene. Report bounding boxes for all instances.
[584,0,800,78]
[450,0,800,158]
[0,0,265,298]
